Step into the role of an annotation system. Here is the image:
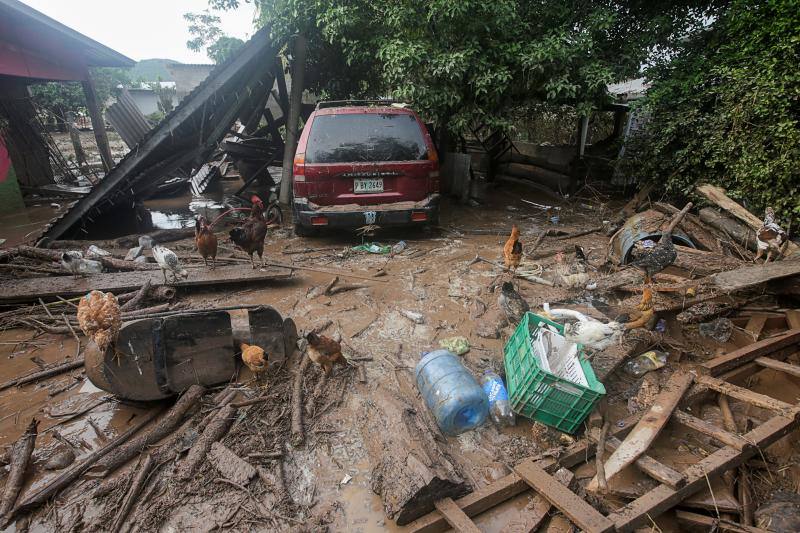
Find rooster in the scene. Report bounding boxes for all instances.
[503,225,523,273]
[229,195,270,269]
[305,332,346,375]
[77,291,121,353]
[630,203,692,285]
[195,215,218,269]
[755,207,788,263]
[153,245,188,283]
[241,343,267,379]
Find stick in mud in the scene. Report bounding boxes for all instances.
[595,421,610,494]
[177,404,236,479]
[110,453,154,533]
[119,279,152,311]
[291,353,312,446]
[92,384,205,476]
[0,419,38,524]
[0,359,85,392]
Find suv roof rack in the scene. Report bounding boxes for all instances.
[314,99,408,110]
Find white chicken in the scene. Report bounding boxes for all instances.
[755,207,788,263]
[152,245,188,283]
[542,303,624,351]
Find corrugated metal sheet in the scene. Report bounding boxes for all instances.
[105,88,152,148]
[38,25,279,244]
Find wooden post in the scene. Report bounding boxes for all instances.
[81,72,114,172]
[278,34,308,206]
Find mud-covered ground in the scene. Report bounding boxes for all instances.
[1,179,800,532]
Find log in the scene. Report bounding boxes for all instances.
[291,353,311,446]
[12,408,161,517]
[119,279,152,311]
[207,442,256,486]
[0,419,38,524]
[699,207,758,253]
[92,384,205,475]
[358,391,469,526]
[696,184,799,256]
[16,246,156,272]
[177,404,236,479]
[110,453,154,533]
[114,228,195,248]
[0,359,84,392]
[588,372,693,492]
[673,245,744,276]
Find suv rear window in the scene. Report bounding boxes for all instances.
[306,113,427,163]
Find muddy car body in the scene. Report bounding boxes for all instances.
[292,101,440,235]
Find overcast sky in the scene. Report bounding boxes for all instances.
[21,0,257,63]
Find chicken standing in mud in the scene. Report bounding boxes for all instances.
[305,332,346,375]
[195,215,218,269]
[503,224,523,274]
[230,195,270,269]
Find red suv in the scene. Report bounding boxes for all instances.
[292,101,440,235]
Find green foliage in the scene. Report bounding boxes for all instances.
[184,10,224,54]
[626,0,800,222]
[208,36,246,63]
[252,0,719,133]
[29,68,132,122]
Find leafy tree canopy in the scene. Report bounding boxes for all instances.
[244,0,720,133]
[29,67,132,121]
[625,0,800,222]
[208,36,246,63]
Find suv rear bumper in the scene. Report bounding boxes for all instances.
[293,194,440,228]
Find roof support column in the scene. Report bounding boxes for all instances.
[81,71,114,172]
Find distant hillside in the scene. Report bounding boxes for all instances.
[130,59,181,82]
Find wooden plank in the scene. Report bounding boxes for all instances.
[0,265,293,304]
[710,259,800,293]
[673,411,753,451]
[755,356,800,378]
[589,429,685,489]
[407,458,558,533]
[697,375,795,413]
[675,510,769,533]
[787,310,800,330]
[588,372,693,492]
[702,329,800,376]
[744,315,769,341]
[506,469,574,533]
[433,498,481,533]
[515,459,614,533]
[610,413,799,532]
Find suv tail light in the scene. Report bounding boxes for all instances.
[293,153,305,182]
[411,211,427,222]
[310,215,328,226]
[427,148,439,162]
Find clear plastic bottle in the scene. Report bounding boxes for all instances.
[392,240,407,255]
[624,350,668,377]
[480,371,516,427]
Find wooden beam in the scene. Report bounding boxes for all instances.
[588,372,693,492]
[515,459,614,533]
[786,310,800,330]
[710,259,800,293]
[744,314,769,341]
[433,498,481,533]
[610,412,799,531]
[506,468,574,533]
[702,329,800,376]
[755,356,800,378]
[697,375,796,413]
[673,410,753,451]
[81,74,114,172]
[589,429,685,489]
[675,510,769,533]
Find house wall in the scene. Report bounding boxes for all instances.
[168,64,214,101]
[127,90,161,116]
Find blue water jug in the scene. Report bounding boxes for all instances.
[415,350,489,436]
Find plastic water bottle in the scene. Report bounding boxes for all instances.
[392,240,407,255]
[480,371,516,427]
[415,350,489,436]
[624,350,668,377]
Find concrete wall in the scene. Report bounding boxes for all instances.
[167,64,214,101]
[127,89,161,116]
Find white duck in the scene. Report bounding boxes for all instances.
[152,245,188,283]
[542,303,624,351]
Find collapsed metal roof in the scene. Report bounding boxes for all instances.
[38,25,280,243]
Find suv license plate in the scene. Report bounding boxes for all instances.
[354,178,383,193]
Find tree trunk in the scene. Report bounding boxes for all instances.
[278,34,308,206]
[65,112,88,170]
[358,392,469,525]
[81,74,114,172]
[698,207,758,253]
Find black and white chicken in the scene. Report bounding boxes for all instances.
[755,207,788,263]
[498,281,529,325]
[630,203,692,284]
[153,245,188,283]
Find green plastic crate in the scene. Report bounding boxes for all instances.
[503,312,605,434]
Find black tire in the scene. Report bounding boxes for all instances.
[294,223,317,237]
[266,203,283,224]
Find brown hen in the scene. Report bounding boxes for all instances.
[195,215,218,269]
[305,332,345,375]
[77,291,121,352]
[503,224,522,272]
[241,343,267,378]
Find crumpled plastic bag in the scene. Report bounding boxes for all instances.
[439,336,470,355]
[351,243,391,254]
